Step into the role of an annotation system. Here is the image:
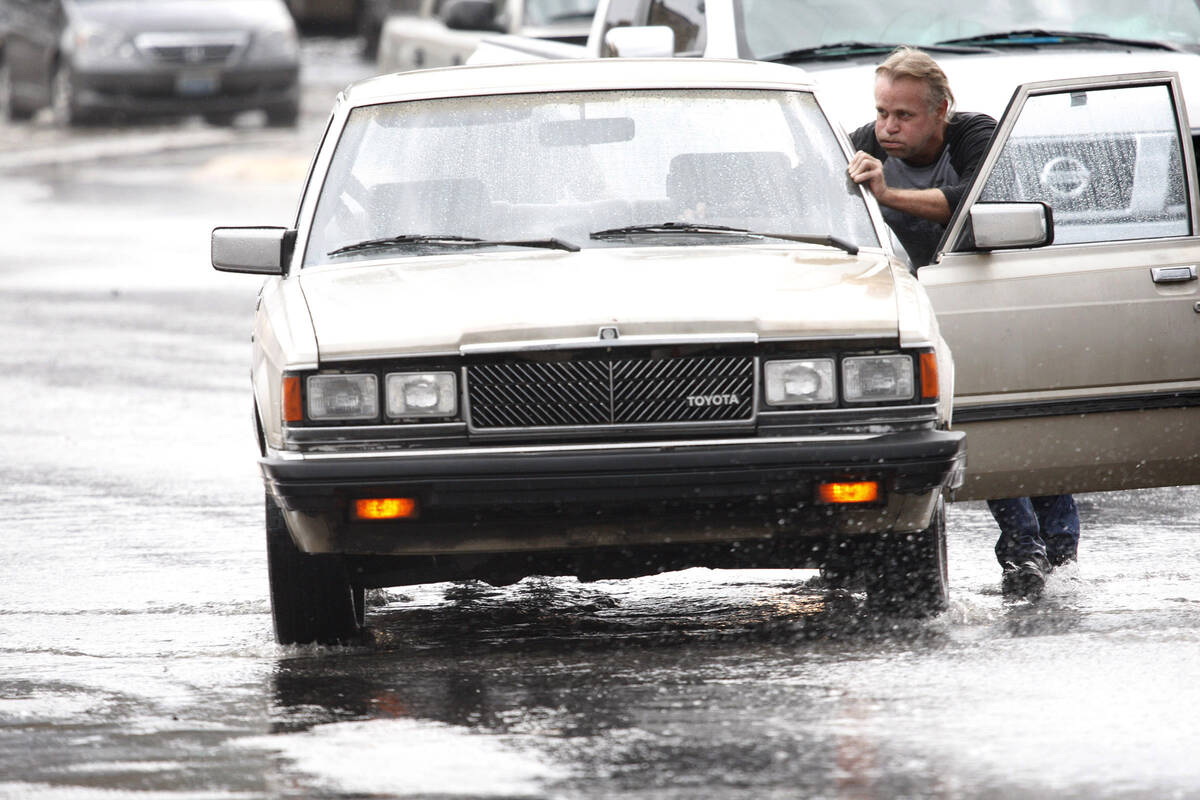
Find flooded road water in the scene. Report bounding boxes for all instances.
[2,83,1200,799]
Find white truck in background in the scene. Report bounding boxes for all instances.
[469,0,1200,134]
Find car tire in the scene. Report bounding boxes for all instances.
[50,62,85,126]
[203,111,239,127]
[264,101,299,128]
[819,538,864,590]
[0,61,32,122]
[864,497,949,616]
[359,15,382,61]
[265,492,361,645]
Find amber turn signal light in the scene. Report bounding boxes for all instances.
[919,352,939,401]
[818,481,880,504]
[355,498,418,520]
[282,376,303,423]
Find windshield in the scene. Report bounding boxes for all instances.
[304,89,878,266]
[738,0,1200,60]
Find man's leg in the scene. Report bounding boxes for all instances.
[987,497,1050,597]
[1031,494,1080,566]
[987,497,1047,565]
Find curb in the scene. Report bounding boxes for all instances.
[0,119,329,171]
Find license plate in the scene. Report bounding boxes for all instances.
[176,72,219,96]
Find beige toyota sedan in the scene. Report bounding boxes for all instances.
[213,58,1198,644]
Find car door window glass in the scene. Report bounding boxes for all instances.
[977,84,1189,245]
[647,0,705,54]
[524,0,597,26]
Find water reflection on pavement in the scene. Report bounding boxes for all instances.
[249,489,1200,799]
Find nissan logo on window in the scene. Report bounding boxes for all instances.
[1039,156,1091,200]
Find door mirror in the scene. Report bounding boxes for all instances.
[440,0,500,31]
[967,202,1054,250]
[603,26,674,58]
[212,227,294,274]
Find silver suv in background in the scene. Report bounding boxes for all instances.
[377,0,594,73]
[0,0,300,126]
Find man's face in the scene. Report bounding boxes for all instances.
[873,74,948,163]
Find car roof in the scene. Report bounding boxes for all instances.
[342,58,821,106]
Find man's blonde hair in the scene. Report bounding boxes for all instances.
[877,46,955,120]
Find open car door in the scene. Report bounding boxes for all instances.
[920,72,1200,501]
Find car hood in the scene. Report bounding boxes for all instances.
[810,49,1200,130]
[65,0,291,31]
[297,245,905,361]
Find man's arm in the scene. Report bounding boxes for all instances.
[847,150,953,224]
[942,112,998,210]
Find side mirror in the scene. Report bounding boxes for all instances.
[212,227,294,274]
[602,26,674,58]
[440,0,500,32]
[967,202,1054,250]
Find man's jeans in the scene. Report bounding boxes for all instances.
[987,495,1080,567]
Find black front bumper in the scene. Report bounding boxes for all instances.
[262,429,965,556]
[72,65,299,115]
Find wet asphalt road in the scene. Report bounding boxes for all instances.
[2,41,1200,800]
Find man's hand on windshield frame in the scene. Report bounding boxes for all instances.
[848,150,952,224]
[848,150,888,196]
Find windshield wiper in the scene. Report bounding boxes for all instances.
[936,29,1181,52]
[590,222,751,238]
[765,40,991,63]
[484,237,581,252]
[328,234,579,257]
[328,234,483,256]
[589,223,859,254]
[751,232,860,255]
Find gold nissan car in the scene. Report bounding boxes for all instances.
[213,59,1199,644]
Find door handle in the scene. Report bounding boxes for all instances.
[1151,265,1198,283]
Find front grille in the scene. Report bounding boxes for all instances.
[143,44,238,65]
[467,355,754,429]
[133,34,247,66]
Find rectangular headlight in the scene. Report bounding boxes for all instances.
[306,374,378,421]
[386,372,457,418]
[842,355,914,402]
[764,359,836,406]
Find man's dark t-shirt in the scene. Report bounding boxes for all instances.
[850,112,996,267]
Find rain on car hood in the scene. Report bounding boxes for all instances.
[297,245,903,361]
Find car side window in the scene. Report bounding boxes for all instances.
[646,0,705,55]
[977,84,1190,245]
